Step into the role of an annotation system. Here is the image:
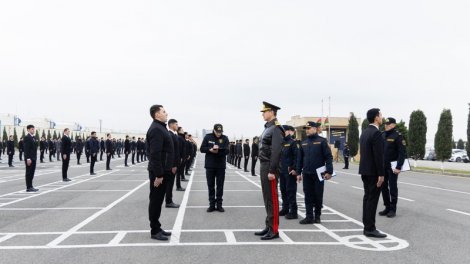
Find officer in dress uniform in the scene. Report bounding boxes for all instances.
[280,125,301,219]
[379,117,406,218]
[296,122,334,224]
[254,102,284,240]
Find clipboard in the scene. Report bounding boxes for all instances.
[316,166,337,182]
[391,159,411,172]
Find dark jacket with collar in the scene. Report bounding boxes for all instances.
[146,120,174,178]
[259,118,284,174]
[359,125,385,177]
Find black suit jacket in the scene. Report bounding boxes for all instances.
[61,135,73,155]
[359,125,385,177]
[146,120,174,178]
[23,134,37,161]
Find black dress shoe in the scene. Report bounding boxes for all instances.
[216,206,225,213]
[387,211,396,218]
[244,170,249,172]
[285,213,298,220]
[314,217,321,224]
[261,230,279,240]
[106,168,112,171]
[160,230,172,236]
[181,179,188,182]
[166,203,180,208]
[279,209,288,217]
[299,218,314,225]
[185,173,191,176]
[254,228,269,236]
[90,173,97,175]
[364,230,387,238]
[252,174,257,177]
[176,188,186,192]
[26,188,38,192]
[207,206,216,213]
[63,178,72,182]
[379,208,390,216]
[151,232,169,241]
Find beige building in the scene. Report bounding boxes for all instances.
[286,115,361,160]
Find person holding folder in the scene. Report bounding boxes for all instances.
[296,121,334,225]
[379,117,407,218]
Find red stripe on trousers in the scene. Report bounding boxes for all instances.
[271,179,279,234]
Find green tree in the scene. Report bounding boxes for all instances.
[13,128,18,148]
[396,120,409,153]
[452,140,456,149]
[347,113,359,159]
[47,130,52,140]
[361,119,369,131]
[2,127,7,142]
[467,103,470,157]
[434,109,453,161]
[35,129,40,141]
[41,130,46,139]
[21,128,26,139]
[408,110,427,160]
[53,130,57,140]
[457,139,465,150]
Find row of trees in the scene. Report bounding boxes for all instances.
[346,105,470,162]
[1,127,91,148]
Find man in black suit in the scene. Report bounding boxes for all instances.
[39,137,47,163]
[75,137,84,165]
[106,133,113,170]
[251,137,259,176]
[24,125,38,192]
[131,137,137,165]
[7,135,15,167]
[100,138,105,161]
[89,132,100,175]
[166,119,181,208]
[61,128,72,182]
[136,138,142,163]
[18,138,24,161]
[147,104,174,241]
[359,108,386,238]
[176,127,187,191]
[124,135,131,167]
[243,139,251,172]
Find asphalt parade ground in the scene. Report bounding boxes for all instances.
[0,154,469,264]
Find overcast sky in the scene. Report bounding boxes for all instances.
[1,0,469,146]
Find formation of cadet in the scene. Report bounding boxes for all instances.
[145,104,197,241]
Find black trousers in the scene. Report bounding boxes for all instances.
[131,152,136,164]
[206,168,226,206]
[49,151,54,162]
[237,156,242,168]
[344,157,349,169]
[251,157,258,175]
[106,153,112,169]
[86,152,90,163]
[382,168,398,212]
[185,158,192,173]
[40,150,45,162]
[137,152,141,163]
[149,172,168,235]
[100,150,104,161]
[62,155,70,179]
[243,156,249,171]
[8,154,14,166]
[57,151,61,161]
[19,151,23,161]
[125,153,129,166]
[25,159,36,189]
[176,163,185,188]
[165,171,176,204]
[362,175,381,232]
[285,171,298,213]
[76,151,82,164]
[303,173,324,218]
[90,154,97,174]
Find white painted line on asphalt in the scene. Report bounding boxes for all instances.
[447,209,470,216]
[186,206,265,208]
[0,207,104,211]
[190,190,257,192]
[47,179,149,247]
[170,165,196,244]
[224,231,237,244]
[351,186,363,191]
[54,190,132,192]
[90,180,145,182]
[328,180,339,184]
[109,232,127,246]
[279,231,294,244]
[0,234,15,243]
[339,171,470,196]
